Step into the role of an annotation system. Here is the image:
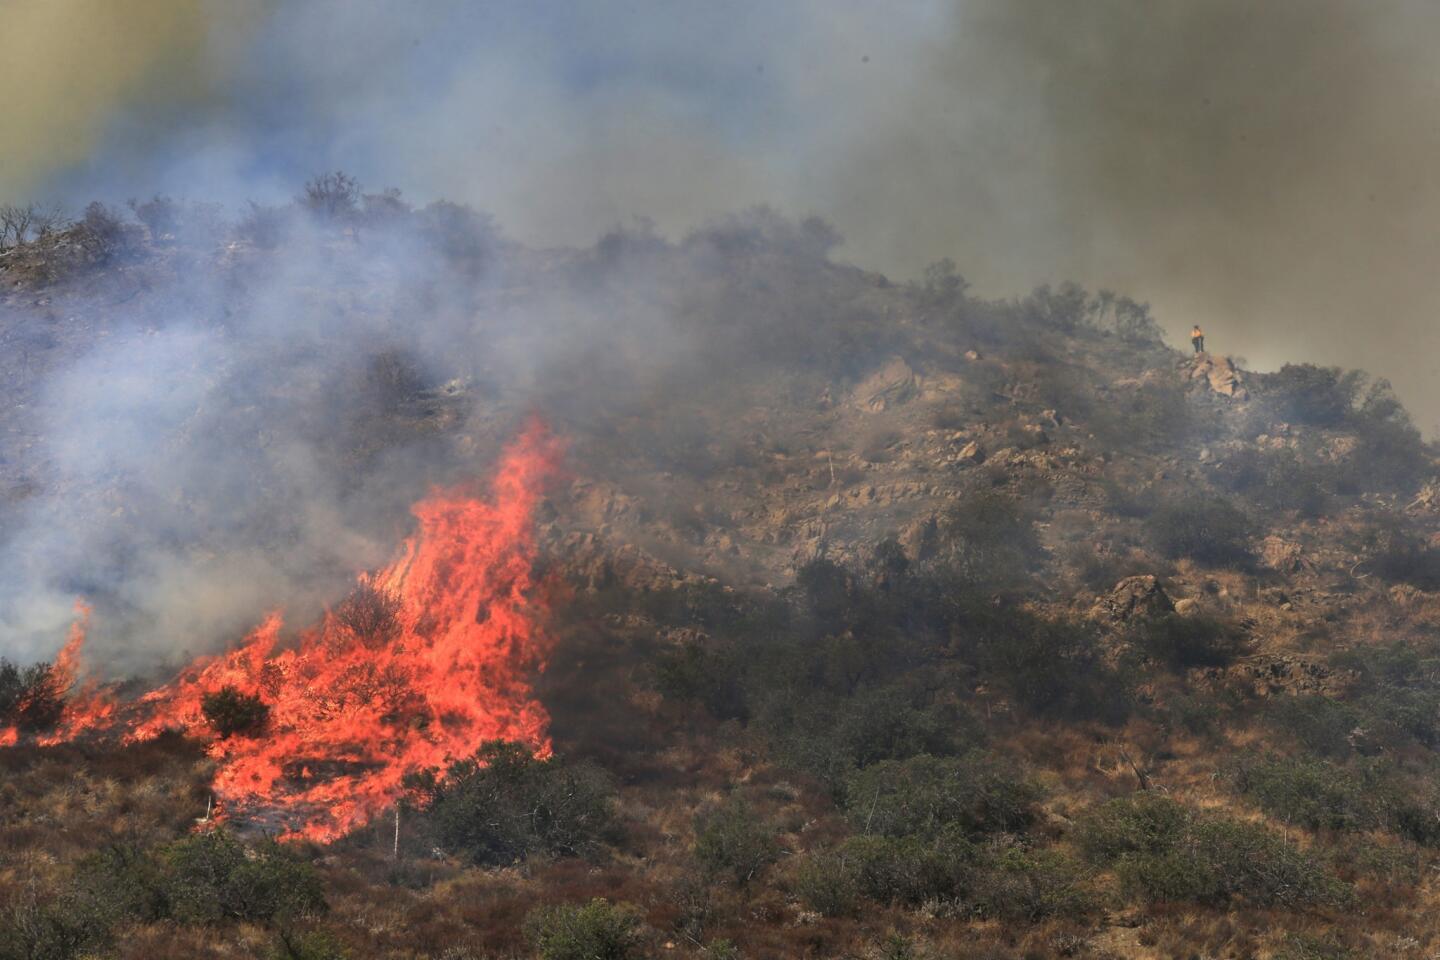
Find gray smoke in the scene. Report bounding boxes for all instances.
[6,0,1440,666]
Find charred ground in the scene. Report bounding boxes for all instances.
[3,184,1440,958]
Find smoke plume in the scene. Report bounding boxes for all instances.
[5,1,1440,666]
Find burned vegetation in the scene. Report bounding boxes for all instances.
[4,176,1440,959]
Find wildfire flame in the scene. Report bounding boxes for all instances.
[2,423,562,842]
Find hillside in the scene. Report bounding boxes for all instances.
[3,191,1440,959]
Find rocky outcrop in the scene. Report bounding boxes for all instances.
[853,356,919,412]
[1260,535,1307,573]
[1188,354,1248,399]
[1090,575,1175,622]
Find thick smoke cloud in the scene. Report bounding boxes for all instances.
[5,1,1440,666]
[16,1,1440,428]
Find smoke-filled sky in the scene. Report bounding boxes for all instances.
[6,0,1440,425]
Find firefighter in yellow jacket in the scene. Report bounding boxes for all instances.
[1190,324,1205,354]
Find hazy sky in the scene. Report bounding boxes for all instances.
[6,0,1440,429]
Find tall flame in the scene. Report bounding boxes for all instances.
[2,423,562,842]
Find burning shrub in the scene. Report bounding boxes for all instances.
[0,657,67,731]
[332,582,402,646]
[201,685,271,739]
[692,795,781,885]
[416,740,616,866]
[842,752,1041,841]
[523,899,643,960]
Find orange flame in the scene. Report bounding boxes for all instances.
[2,423,563,842]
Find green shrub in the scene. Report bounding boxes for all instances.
[1075,792,1190,863]
[969,844,1092,922]
[693,796,781,885]
[1274,934,1355,960]
[523,899,643,960]
[72,844,171,924]
[651,638,747,720]
[1357,517,1440,589]
[792,850,862,916]
[1077,794,1348,908]
[838,833,976,905]
[162,831,325,925]
[0,896,106,960]
[416,740,616,866]
[201,685,270,739]
[1263,364,1364,427]
[936,489,1043,593]
[1144,497,1253,566]
[1129,614,1247,670]
[1213,448,1328,518]
[1230,756,1374,832]
[1328,641,1440,749]
[272,929,349,960]
[1268,696,1364,758]
[842,752,1040,840]
[971,612,1133,722]
[830,683,965,768]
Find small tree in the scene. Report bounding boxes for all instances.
[417,740,616,865]
[692,795,780,885]
[162,831,325,925]
[332,582,401,646]
[0,203,63,249]
[201,685,270,738]
[523,899,642,960]
[301,172,361,222]
[0,658,67,731]
[1144,497,1253,566]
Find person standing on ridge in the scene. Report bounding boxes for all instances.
[1191,324,1205,354]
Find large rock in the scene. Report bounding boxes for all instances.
[1188,354,1248,399]
[1090,575,1175,622]
[853,356,919,412]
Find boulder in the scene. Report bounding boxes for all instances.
[955,440,985,464]
[1188,354,1248,399]
[1090,575,1175,622]
[1173,597,1200,616]
[853,356,919,412]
